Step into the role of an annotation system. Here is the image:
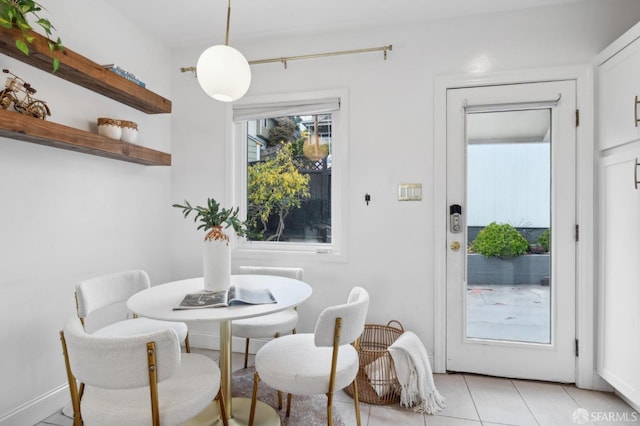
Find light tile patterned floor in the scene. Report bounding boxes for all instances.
[38,349,639,426]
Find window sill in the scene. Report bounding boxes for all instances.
[233,243,347,263]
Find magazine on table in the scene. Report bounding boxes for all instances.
[174,285,277,310]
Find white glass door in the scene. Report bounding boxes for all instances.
[446,81,576,382]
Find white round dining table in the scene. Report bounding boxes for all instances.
[127,274,313,426]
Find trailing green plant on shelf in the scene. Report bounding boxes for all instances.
[470,222,529,258]
[173,197,247,242]
[0,0,63,72]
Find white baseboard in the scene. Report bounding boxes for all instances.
[590,373,615,392]
[616,390,640,412]
[0,384,69,426]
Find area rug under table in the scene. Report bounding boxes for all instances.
[230,367,346,425]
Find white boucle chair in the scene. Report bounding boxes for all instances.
[60,316,227,426]
[75,270,190,352]
[248,287,369,426]
[233,266,304,368]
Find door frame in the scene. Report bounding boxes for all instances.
[433,66,602,390]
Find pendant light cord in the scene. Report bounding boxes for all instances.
[225,0,231,46]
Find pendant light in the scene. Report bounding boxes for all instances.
[196,0,251,102]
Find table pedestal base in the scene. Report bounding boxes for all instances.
[185,397,281,426]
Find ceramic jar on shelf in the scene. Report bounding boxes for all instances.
[97,117,138,143]
[120,120,138,143]
[97,117,122,140]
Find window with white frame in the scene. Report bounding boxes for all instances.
[231,91,347,257]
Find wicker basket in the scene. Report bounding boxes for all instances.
[344,320,404,405]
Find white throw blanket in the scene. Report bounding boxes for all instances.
[388,331,445,414]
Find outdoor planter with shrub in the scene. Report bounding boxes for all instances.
[535,228,550,252]
[468,222,550,285]
[470,222,529,258]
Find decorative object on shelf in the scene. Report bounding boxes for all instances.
[97,117,121,140]
[119,120,138,143]
[196,0,251,102]
[0,68,50,119]
[0,0,63,72]
[97,118,139,143]
[102,64,146,88]
[173,198,247,292]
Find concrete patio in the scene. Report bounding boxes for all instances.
[467,284,551,343]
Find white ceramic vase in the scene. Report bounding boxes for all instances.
[202,227,231,292]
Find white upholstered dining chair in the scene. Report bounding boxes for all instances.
[60,316,227,426]
[75,270,190,352]
[233,266,304,368]
[248,286,369,426]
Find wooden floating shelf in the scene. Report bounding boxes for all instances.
[0,109,171,166]
[0,26,171,114]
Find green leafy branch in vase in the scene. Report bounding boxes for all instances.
[0,0,64,72]
[173,198,247,242]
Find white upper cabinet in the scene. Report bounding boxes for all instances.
[598,23,640,150]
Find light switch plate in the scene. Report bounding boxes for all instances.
[398,183,422,201]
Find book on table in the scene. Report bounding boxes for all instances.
[174,285,276,310]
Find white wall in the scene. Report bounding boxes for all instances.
[3,0,640,424]
[0,1,173,424]
[170,0,640,370]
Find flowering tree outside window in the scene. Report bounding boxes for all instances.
[247,143,310,241]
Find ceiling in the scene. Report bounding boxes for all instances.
[109,0,586,48]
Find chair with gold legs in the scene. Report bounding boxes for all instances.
[233,266,304,368]
[60,316,227,426]
[248,286,369,426]
[75,270,191,352]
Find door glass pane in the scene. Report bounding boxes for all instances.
[466,109,551,344]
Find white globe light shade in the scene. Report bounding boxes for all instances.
[196,45,252,102]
